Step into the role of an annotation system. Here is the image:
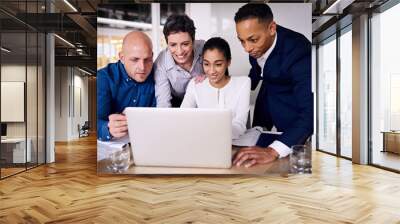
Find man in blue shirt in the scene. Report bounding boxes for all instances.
[97,31,156,141]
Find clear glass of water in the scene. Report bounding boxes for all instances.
[109,145,132,173]
[290,145,311,174]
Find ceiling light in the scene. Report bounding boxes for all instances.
[78,67,93,76]
[63,0,78,12]
[323,0,341,14]
[322,0,355,15]
[54,34,75,48]
[1,47,11,53]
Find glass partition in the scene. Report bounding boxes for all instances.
[38,31,45,165]
[0,10,28,177]
[317,35,337,155]
[370,3,400,171]
[27,31,38,169]
[339,27,352,158]
[0,0,46,179]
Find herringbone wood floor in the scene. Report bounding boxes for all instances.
[1,135,400,223]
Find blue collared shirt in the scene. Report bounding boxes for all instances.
[97,60,156,141]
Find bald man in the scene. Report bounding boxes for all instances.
[97,31,156,141]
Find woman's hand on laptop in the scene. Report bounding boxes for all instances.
[233,146,279,168]
[108,114,128,139]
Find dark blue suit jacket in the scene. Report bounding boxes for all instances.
[249,25,313,148]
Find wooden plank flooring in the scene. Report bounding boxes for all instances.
[1,167,26,178]
[1,135,400,223]
[372,151,400,171]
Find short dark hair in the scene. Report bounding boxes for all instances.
[202,37,231,76]
[163,14,196,42]
[234,3,273,24]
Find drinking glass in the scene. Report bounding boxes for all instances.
[290,145,311,174]
[108,145,132,173]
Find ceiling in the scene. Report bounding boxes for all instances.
[0,0,99,73]
[0,0,393,74]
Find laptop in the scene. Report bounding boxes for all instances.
[124,107,232,168]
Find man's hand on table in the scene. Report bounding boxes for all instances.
[233,146,280,168]
[108,114,128,139]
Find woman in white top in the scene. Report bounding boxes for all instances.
[181,37,251,140]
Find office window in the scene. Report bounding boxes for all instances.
[97,3,185,69]
[371,2,400,171]
[339,28,352,158]
[317,36,337,154]
[97,4,151,69]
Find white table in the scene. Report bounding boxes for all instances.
[97,141,290,175]
[1,138,31,163]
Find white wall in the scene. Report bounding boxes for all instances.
[186,3,212,43]
[1,64,25,129]
[54,67,89,141]
[1,82,25,122]
[1,65,39,137]
[55,66,68,141]
[72,73,89,138]
[1,65,26,139]
[46,32,55,163]
[1,65,26,81]
[1,64,46,163]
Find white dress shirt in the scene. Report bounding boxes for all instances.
[257,33,277,77]
[256,33,292,158]
[181,76,251,140]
